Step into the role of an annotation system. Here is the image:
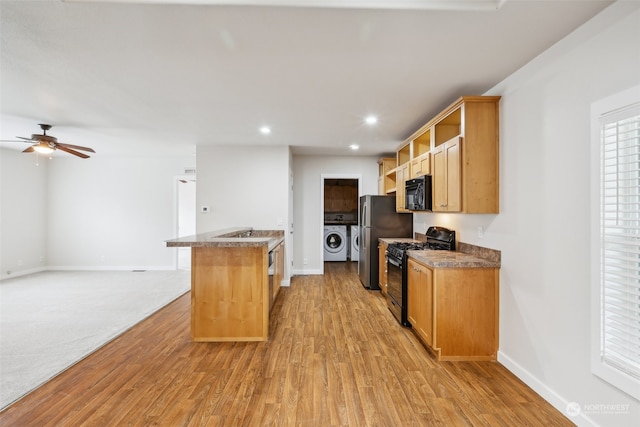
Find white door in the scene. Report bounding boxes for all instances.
[177,178,196,270]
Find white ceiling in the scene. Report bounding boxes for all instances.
[0,0,613,158]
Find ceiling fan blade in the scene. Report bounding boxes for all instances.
[16,136,35,142]
[22,146,35,153]
[58,142,95,153]
[56,144,90,159]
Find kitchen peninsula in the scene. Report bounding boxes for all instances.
[166,228,285,342]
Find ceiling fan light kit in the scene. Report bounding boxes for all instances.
[32,142,55,154]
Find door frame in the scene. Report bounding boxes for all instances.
[320,173,362,274]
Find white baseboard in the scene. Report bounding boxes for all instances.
[0,266,178,281]
[47,265,176,271]
[498,351,598,427]
[0,266,46,281]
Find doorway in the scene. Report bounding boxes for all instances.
[320,174,362,272]
[176,176,196,270]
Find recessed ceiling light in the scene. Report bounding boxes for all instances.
[260,126,271,135]
[365,115,378,125]
[349,144,360,150]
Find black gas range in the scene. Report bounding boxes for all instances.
[386,226,456,326]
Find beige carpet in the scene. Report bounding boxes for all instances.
[0,270,190,411]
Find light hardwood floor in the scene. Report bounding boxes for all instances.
[0,262,573,426]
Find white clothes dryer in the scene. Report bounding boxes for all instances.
[324,225,348,261]
[350,225,359,261]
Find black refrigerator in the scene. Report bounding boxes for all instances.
[358,195,413,290]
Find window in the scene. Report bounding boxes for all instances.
[591,85,640,400]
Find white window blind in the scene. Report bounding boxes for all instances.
[599,103,640,386]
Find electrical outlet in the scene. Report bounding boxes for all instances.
[303,258,308,265]
[477,226,485,238]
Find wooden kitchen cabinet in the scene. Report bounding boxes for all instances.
[409,129,431,179]
[407,258,433,346]
[324,181,358,212]
[409,152,431,179]
[431,136,461,212]
[395,162,410,213]
[397,96,500,213]
[378,157,396,195]
[378,241,388,295]
[406,257,499,361]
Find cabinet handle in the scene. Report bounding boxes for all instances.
[439,204,447,208]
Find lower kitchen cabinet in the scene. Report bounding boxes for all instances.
[407,259,433,346]
[407,257,498,361]
[378,241,388,295]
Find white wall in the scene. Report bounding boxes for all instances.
[413,3,640,426]
[46,155,195,270]
[292,154,379,274]
[0,149,48,278]
[196,145,291,282]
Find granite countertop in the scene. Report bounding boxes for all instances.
[378,237,500,268]
[165,227,284,251]
[407,250,500,268]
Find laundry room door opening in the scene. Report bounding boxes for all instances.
[320,174,362,271]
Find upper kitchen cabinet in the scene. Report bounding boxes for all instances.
[409,129,431,179]
[395,144,411,213]
[432,137,461,212]
[400,96,500,214]
[378,157,396,195]
[324,179,358,213]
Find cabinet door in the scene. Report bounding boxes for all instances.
[345,185,358,212]
[378,242,388,295]
[333,186,346,212]
[410,152,431,179]
[396,163,410,213]
[445,139,461,211]
[407,259,422,329]
[422,266,434,347]
[407,258,434,347]
[432,137,461,212]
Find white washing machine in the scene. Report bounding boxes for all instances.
[324,225,348,261]
[350,225,359,261]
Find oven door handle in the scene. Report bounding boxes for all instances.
[387,257,402,268]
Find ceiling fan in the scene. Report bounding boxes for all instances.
[13,124,96,159]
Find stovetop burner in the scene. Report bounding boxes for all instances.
[386,242,430,259]
[386,226,456,260]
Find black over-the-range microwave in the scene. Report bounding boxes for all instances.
[405,175,432,211]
